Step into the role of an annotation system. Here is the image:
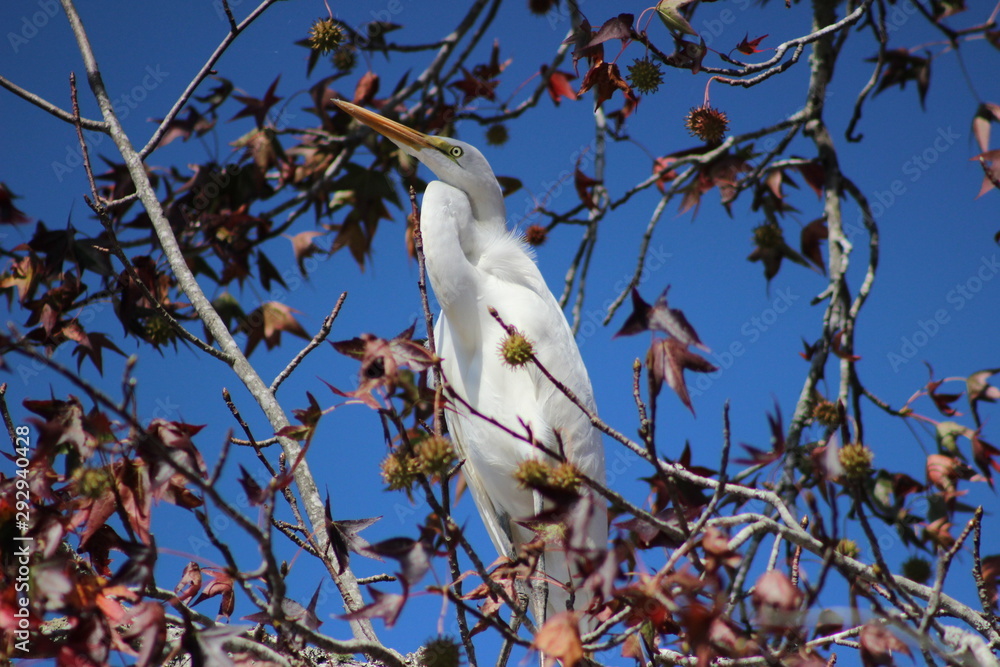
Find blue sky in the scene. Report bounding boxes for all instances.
[2,0,999,663]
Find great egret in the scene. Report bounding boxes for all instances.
[333,100,607,627]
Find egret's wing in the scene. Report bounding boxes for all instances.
[435,312,515,560]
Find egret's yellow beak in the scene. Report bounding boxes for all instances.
[333,99,434,151]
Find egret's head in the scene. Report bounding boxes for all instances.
[334,100,504,222]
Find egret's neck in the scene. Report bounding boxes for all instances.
[467,179,506,230]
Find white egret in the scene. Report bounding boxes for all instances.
[333,100,607,627]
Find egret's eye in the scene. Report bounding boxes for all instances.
[448,145,464,159]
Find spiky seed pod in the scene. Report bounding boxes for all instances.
[420,635,463,667]
[528,0,557,15]
[525,224,548,246]
[76,467,113,499]
[143,315,174,346]
[380,449,420,492]
[514,459,552,490]
[416,435,456,477]
[835,539,860,560]
[901,556,932,584]
[485,124,509,146]
[499,329,534,368]
[309,18,344,55]
[627,58,664,95]
[812,400,840,428]
[333,46,356,72]
[839,442,874,480]
[548,461,582,493]
[753,222,784,248]
[685,104,729,144]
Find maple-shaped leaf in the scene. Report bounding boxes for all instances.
[363,537,432,587]
[870,48,931,109]
[244,582,323,631]
[587,13,633,50]
[615,287,708,351]
[795,160,825,198]
[647,337,717,414]
[330,325,437,406]
[193,568,236,620]
[800,218,828,273]
[67,328,125,375]
[0,182,31,224]
[353,70,380,106]
[230,76,283,128]
[748,222,816,285]
[326,501,382,574]
[971,148,1000,198]
[340,587,406,628]
[175,561,203,605]
[532,612,584,667]
[284,230,326,274]
[735,33,769,55]
[574,165,600,210]
[971,433,1000,487]
[925,365,963,417]
[577,61,637,110]
[194,76,234,112]
[736,403,786,466]
[752,570,803,631]
[656,0,698,37]
[653,156,678,192]
[242,301,310,357]
[972,102,1000,153]
[149,107,215,149]
[967,367,1000,427]
[119,601,166,667]
[542,66,578,105]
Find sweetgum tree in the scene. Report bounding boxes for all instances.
[1,0,999,665]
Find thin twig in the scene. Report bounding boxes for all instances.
[270,292,347,394]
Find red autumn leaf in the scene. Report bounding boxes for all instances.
[971,433,1000,486]
[340,587,406,628]
[647,336,718,414]
[795,160,826,197]
[329,325,437,408]
[587,13,634,50]
[830,330,860,361]
[981,555,1000,605]
[800,218,828,273]
[752,570,803,630]
[973,102,1000,153]
[363,537,432,586]
[870,48,931,109]
[577,61,637,110]
[0,182,31,224]
[926,378,963,417]
[543,67,578,105]
[284,230,326,274]
[149,107,215,148]
[574,165,600,210]
[242,301,310,357]
[924,517,955,550]
[174,561,203,605]
[736,404,786,466]
[352,70,380,106]
[119,601,166,667]
[615,287,708,351]
[230,75,283,128]
[193,569,236,620]
[653,156,678,192]
[532,611,584,667]
[972,148,1000,198]
[735,33,769,55]
[967,367,1000,426]
[859,622,911,667]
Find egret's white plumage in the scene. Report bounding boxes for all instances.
[334,100,607,624]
